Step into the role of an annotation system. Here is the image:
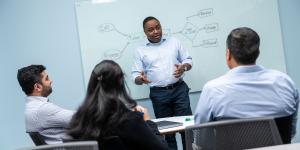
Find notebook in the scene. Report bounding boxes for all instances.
[155,120,183,130]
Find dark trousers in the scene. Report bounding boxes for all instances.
[150,81,192,150]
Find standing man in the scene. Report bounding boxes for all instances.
[132,16,193,150]
[194,27,299,142]
[17,65,74,144]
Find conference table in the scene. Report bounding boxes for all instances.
[152,115,195,134]
[152,116,300,150]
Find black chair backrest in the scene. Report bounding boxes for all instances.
[100,136,125,150]
[17,141,98,150]
[214,115,293,144]
[64,135,125,150]
[274,115,293,144]
[186,117,283,150]
[27,132,47,146]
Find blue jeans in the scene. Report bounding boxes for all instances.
[150,81,192,150]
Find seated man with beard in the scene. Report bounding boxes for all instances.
[17,65,74,144]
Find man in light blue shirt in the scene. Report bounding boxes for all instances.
[17,65,74,144]
[132,16,193,150]
[194,27,299,141]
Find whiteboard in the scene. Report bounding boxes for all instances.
[75,0,286,99]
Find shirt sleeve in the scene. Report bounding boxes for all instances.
[176,38,193,66]
[38,103,74,129]
[131,48,144,82]
[194,85,214,124]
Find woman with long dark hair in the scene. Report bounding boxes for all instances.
[67,60,168,150]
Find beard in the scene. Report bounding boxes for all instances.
[41,85,53,97]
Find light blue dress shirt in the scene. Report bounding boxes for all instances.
[25,96,74,144]
[194,65,299,136]
[132,37,192,87]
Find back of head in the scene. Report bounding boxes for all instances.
[226,27,260,65]
[88,60,125,93]
[17,65,46,95]
[68,60,136,139]
[88,60,136,110]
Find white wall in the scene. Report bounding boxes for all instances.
[278,0,300,142]
[0,0,85,149]
[0,0,299,149]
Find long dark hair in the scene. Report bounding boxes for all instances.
[67,60,137,140]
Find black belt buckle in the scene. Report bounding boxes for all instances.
[165,84,173,90]
[151,79,183,90]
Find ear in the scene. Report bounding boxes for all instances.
[226,49,231,61]
[34,83,43,92]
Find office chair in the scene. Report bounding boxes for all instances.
[27,132,47,146]
[17,141,98,150]
[213,114,293,144]
[274,115,293,144]
[185,117,283,150]
[101,135,125,150]
[63,135,125,150]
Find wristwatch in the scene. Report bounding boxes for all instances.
[184,65,188,71]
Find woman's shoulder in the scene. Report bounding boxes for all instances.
[122,111,144,122]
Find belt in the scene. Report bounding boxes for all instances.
[150,79,183,90]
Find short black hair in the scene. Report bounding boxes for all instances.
[226,27,260,65]
[17,65,46,95]
[143,16,159,29]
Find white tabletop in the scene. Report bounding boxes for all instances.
[248,143,300,150]
[152,115,194,134]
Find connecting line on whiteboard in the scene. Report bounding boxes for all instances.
[115,28,131,39]
[186,8,214,21]
[103,42,130,60]
[119,42,130,55]
[186,14,199,20]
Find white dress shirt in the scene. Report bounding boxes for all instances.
[194,65,299,136]
[132,36,192,87]
[25,96,74,144]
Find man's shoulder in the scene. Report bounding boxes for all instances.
[165,36,180,43]
[26,101,56,115]
[33,101,72,116]
[136,41,150,51]
[203,74,229,90]
[264,69,294,83]
[265,68,288,76]
[203,68,295,90]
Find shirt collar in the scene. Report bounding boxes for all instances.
[228,65,264,74]
[145,36,167,46]
[26,96,49,102]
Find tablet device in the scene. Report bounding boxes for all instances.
[155,120,183,130]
